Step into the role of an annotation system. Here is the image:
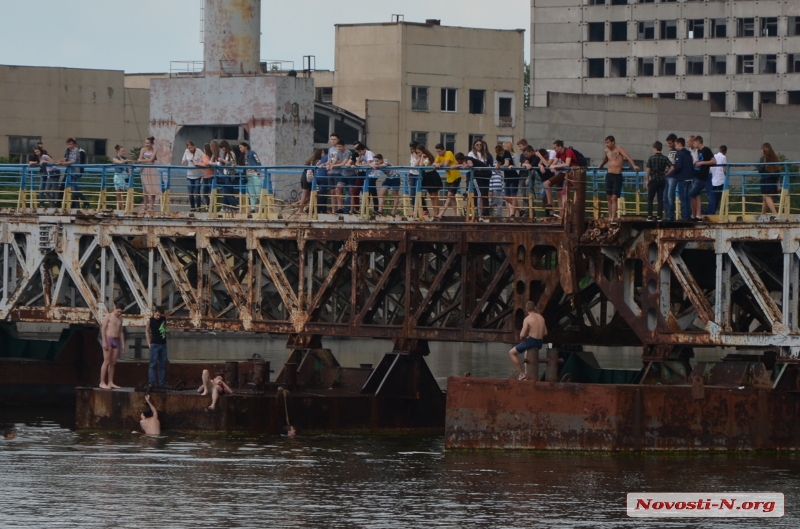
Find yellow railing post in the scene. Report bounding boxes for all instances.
[309,189,318,220]
[160,191,171,214]
[125,188,134,213]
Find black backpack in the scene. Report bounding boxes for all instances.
[568,146,588,167]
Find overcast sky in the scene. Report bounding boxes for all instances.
[0,0,530,73]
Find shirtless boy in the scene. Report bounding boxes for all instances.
[100,302,125,389]
[597,136,639,223]
[508,301,548,381]
[134,394,161,436]
[197,369,233,410]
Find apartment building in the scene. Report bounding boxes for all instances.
[531,0,800,116]
[326,20,525,164]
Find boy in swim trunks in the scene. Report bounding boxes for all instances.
[197,369,233,410]
[508,301,547,381]
[100,302,126,389]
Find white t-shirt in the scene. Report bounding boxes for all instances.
[183,148,204,179]
[711,152,727,186]
[547,149,556,161]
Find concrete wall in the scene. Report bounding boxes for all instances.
[365,100,400,165]
[524,92,800,164]
[149,75,314,167]
[0,65,148,160]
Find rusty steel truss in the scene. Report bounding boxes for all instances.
[3,182,800,356]
[0,212,606,348]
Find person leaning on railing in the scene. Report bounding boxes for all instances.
[137,137,159,213]
[467,139,494,219]
[32,146,59,208]
[299,149,324,215]
[181,141,204,211]
[417,144,441,217]
[495,143,520,218]
[374,154,401,216]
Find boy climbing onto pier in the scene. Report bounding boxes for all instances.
[100,302,125,389]
[509,301,547,381]
[134,394,161,436]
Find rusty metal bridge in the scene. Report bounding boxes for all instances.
[2,173,799,367]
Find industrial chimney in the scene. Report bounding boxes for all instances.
[203,0,261,76]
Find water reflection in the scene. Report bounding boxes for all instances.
[0,414,797,528]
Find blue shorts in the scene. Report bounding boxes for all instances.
[382,177,401,189]
[514,337,543,353]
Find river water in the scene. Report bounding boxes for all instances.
[1,340,797,527]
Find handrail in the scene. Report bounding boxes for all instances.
[2,161,798,221]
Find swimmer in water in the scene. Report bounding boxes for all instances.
[283,425,296,437]
[3,428,16,440]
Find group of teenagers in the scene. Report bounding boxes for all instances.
[299,133,585,219]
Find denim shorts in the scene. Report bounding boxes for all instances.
[381,177,401,189]
[113,172,130,191]
[689,178,706,199]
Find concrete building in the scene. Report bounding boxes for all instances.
[530,0,800,116]
[524,92,800,165]
[326,20,525,164]
[0,65,149,163]
[149,0,313,168]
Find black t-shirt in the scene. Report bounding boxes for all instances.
[149,316,167,345]
[496,150,518,178]
[694,146,715,181]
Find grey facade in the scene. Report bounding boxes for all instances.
[531,0,800,116]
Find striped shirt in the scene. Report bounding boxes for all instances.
[646,153,672,180]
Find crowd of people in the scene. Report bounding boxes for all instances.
[22,133,783,220]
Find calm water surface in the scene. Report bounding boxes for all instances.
[2,341,796,527]
[1,408,798,528]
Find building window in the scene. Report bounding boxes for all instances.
[788,54,800,74]
[469,90,485,114]
[496,92,514,127]
[789,91,800,105]
[441,88,457,112]
[610,0,626,4]
[412,86,429,111]
[761,17,778,37]
[660,57,677,76]
[638,57,655,77]
[588,0,605,4]
[660,20,677,40]
[76,138,107,163]
[790,17,800,36]
[686,56,704,76]
[737,55,755,74]
[609,58,627,78]
[759,54,777,74]
[659,93,676,99]
[610,21,627,42]
[498,135,513,145]
[737,18,755,38]
[638,21,655,40]
[588,22,605,42]
[468,134,484,150]
[709,92,726,113]
[8,136,41,164]
[737,92,754,112]
[411,131,428,146]
[440,133,456,153]
[315,87,332,104]
[588,58,604,78]
[710,55,727,75]
[687,19,704,39]
[711,19,727,38]
[761,92,777,105]
[638,0,655,3]
[686,93,703,101]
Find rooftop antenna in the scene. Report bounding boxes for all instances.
[391,14,404,23]
[303,55,316,77]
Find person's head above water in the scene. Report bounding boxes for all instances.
[3,428,16,440]
[283,425,296,437]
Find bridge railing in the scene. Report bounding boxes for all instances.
[2,161,797,221]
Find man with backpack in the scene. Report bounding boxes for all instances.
[58,138,90,209]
